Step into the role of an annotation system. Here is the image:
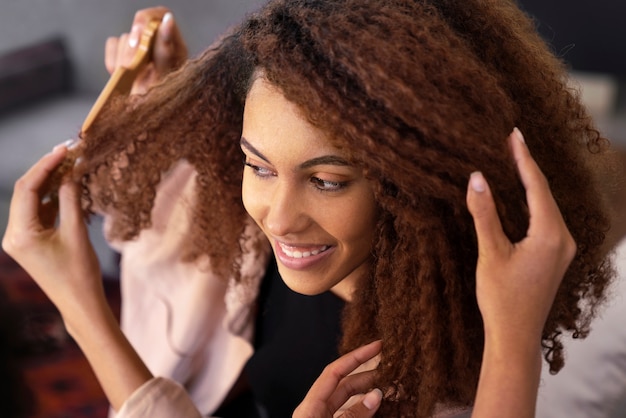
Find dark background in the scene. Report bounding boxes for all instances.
[519,0,626,76]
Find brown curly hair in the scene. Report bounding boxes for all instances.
[74,0,615,415]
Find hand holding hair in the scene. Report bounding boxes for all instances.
[468,127,575,347]
[2,144,103,313]
[467,128,576,418]
[293,340,383,418]
[2,143,153,410]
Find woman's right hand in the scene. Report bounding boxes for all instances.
[2,145,106,323]
[105,7,188,95]
[293,341,383,418]
[2,145,155,410]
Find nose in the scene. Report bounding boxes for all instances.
[264,180,310,237]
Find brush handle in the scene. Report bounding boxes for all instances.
[45,19,161,197]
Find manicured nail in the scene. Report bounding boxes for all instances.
[65,138,79,149]
[469,171,486,193]
[160,13,173,41]
[362,388,383,410]
[54,138,78,151]
[129,25,140,48]
[52,139,71,152]
[513,127,525,143]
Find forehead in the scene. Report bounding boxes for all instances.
[242,78,341,158]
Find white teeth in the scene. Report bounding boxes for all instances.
[280,243,329,259]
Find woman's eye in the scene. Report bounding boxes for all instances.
[310,177,347,192]
[244,161,275,178]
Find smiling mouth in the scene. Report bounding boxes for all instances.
[277,242,330,259]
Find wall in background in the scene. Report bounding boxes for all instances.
[519,1,626,76]
[0,0,265,93]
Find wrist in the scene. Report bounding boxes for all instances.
[481,326,543,380]
[61,290,116,342]
[482,335,542,371]
[474,332,542,418]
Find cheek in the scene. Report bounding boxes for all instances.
[351,203,378,246]
[329,194,378,246]
[355,193,379,247]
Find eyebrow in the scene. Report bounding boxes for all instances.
[240,137,351,170]
[240,137,270,163]
[298,155,350,169]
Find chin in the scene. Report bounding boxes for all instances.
[279,272,332,296]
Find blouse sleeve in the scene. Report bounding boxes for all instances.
[114,377,203,418]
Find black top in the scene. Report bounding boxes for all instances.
[215,257,345,418]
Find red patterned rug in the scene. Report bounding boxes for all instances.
[0,250,120,418]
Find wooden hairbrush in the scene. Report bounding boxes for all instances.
[46,18,161,195]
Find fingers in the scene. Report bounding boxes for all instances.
[335,389,382,418]
[467,127,572,258]
[466,171,508,257]
[309,341,381,404]
[509,128,567,236]
[104,8,187,92]
[325,370,377,413]
[104,30,137,75]
[472,128,576,344]
[57,174,84,232]
[104,36,119,75]
[294,341,382,418]
[104,8,166,73]
[3,146,68,251]
[152,12,188,74]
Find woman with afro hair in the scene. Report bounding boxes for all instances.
[2,0,617,417]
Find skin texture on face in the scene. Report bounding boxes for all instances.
[241,77,377,301]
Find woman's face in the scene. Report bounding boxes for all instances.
[241,78,377,301]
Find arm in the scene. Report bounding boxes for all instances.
[2,146,154,411]
[2,10,196,413]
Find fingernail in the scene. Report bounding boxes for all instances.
[469,171,486,193]
[160,13,173,41]
[129,25,140,48]
[362,388,383,410]
[64,138,79,149]
[53,138,78,152]
[513,127,525,143]
[52,139,71,152]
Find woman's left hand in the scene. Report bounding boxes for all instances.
[105,7,188,96]
[293,340,383,418]
[466,128,576,418]
[467,128,576,346]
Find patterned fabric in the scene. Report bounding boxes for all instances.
[0,250,120,418]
